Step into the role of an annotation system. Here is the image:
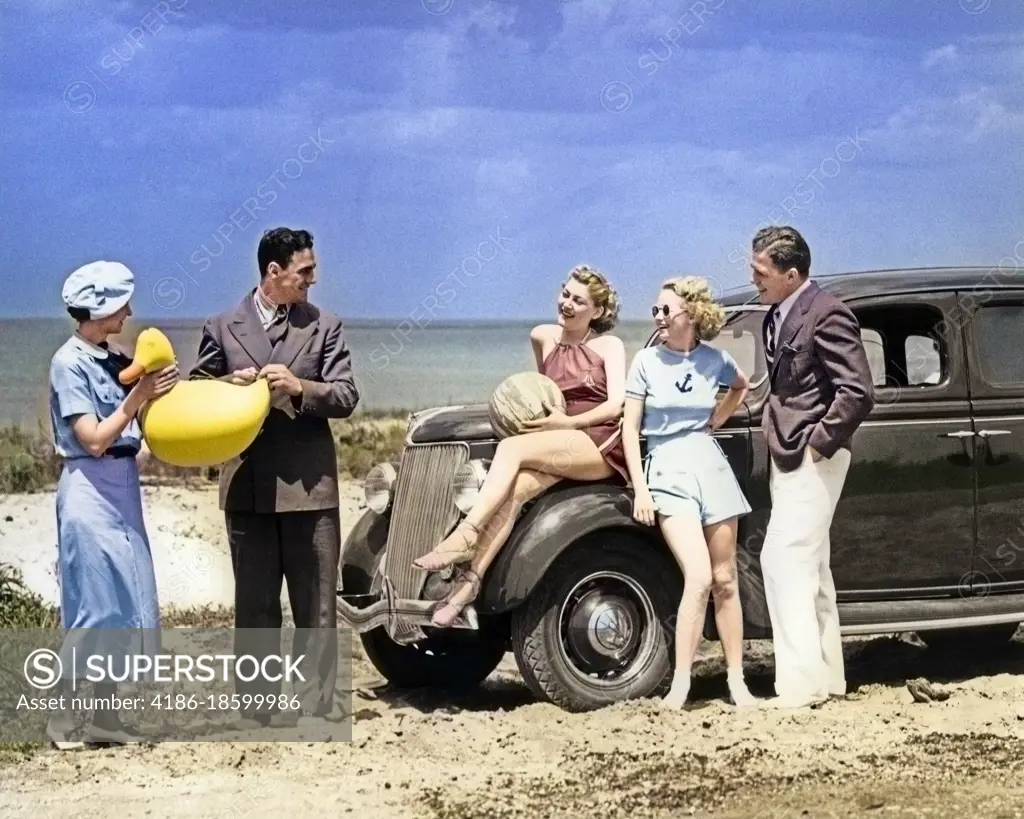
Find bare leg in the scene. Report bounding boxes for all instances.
[431,469,561,626]
[415,430,613,571]
[705,517,757,706]
[658,513,713,709]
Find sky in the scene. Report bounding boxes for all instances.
[2,0,1022,321]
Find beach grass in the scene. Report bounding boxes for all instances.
[0,564,59,629]
[0,408,413,494]
[0,565,59,764]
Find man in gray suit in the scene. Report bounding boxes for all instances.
[190,227,360,726]
[751,226,874,709]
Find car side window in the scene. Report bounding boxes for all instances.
[854,305,949,391]
[861,328,887,387]
[972,304,1024,387]
[905,335,941,385]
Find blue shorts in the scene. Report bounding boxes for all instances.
[644,432,752,525]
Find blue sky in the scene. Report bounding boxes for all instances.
[2,0,1022,320]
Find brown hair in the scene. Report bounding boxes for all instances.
[752,225,811,278]
[567,264,620,333]
[661,276,727,341]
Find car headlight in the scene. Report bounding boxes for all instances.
[453,459,488,515]
[364,462,397,514]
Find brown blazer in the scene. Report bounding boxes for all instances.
[762,280,875,472]
[189,291,360,513]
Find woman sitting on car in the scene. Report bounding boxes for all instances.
[412,264,629,627]
[621,276,756,709]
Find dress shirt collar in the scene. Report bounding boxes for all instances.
[774,277,812,328]
[253,286,289,330]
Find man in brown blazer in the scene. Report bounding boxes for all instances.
[190,227,360,726]
[750,226,874,709]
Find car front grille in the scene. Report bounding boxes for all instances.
[384,442,469,636]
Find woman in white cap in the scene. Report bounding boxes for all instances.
[46,260,178,748]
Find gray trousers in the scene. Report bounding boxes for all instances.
[225,508,340,717]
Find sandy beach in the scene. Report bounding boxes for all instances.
[1,484,1022,818]
[0,479,368,614]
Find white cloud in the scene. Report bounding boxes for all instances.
[922,44,958,70]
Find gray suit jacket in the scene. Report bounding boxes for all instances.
[762,280,875,472]
[189,291,360,513]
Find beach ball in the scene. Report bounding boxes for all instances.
[488,372,567,439]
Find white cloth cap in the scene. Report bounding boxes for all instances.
[62,261,135,319]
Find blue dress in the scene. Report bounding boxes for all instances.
[48,334,161,652]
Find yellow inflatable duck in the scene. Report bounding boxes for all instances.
[119,328,271,467]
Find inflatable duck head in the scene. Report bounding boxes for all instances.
[118,327,176,385]
[122,327,272,467]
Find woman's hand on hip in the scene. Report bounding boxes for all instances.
[632,487,657,527]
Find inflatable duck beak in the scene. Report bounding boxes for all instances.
[119,327,176,385]
[118,360,147,385]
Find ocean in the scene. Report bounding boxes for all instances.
[0,317,662,427]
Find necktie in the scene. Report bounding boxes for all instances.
[765,308,779,362]
[265,307,289,347]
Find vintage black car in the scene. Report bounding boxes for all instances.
[336,266,1024,712]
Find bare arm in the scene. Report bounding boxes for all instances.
[709,369,749,431]
[621,395,648,494]
[71,367,178,456]
[530,324,552,371]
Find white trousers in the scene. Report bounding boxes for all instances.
[761,446,851,700]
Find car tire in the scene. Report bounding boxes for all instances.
[919,623,1019,652]
[359,626,507,690]
[511,533,681,712]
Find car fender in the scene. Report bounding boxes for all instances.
[480,481,662,613]
[339,507,389,595]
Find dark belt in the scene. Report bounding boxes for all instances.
[104,445,139,459]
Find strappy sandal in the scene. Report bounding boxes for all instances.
[413,520,481,571]
[429,569,482,628]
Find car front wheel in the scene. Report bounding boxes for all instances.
[359,626,507,690]
[511,533,681,712]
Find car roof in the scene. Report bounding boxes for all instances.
[720,266,1024,306]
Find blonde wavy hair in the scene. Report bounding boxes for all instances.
[567,264,620,333]
[661,276,726,341]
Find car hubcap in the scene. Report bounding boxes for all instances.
[558,571,658,688]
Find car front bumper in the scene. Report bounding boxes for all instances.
[335,577,479,642]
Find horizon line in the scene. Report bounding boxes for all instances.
[0,314,670,324]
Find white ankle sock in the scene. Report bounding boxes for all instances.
[727,669,756,704]
[666,670,690,694]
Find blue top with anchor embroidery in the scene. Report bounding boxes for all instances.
[625,341,739,450]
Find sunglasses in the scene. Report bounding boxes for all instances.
[651,305,687,319]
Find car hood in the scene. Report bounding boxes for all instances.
[406,404,496,443]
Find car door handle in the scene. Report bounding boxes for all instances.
[978,429,1011,438]
[940,430,975,439]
